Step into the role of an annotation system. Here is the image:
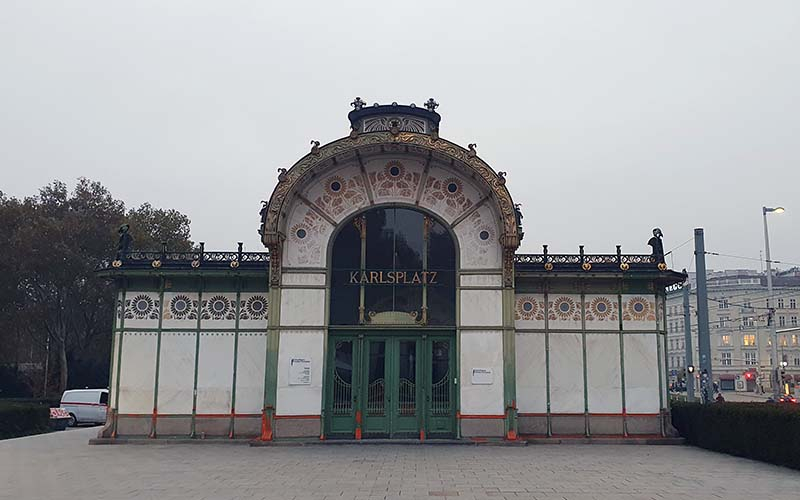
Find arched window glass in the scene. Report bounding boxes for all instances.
[330,207,455,326]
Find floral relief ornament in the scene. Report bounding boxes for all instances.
[622,296,656,322]
[124,294,160,320]
[202,295,236,320]
[585,296,618,322]
[549,296,582,322]
[240,295,269,321]
[163,294,197,321]
[515,296,545,321]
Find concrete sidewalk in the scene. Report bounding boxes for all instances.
[1,426,796,500]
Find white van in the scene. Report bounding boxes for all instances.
[60,389,109,426]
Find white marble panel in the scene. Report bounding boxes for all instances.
[238,292,269,329]
[122,292,160,329]
[586,334,622,413]
[235,333,267,414]
[161,292,200,329]
[276,330,324,416]
[621,294,658,331]
[623,333,661,413]
[419,163,483,223]
[548,294,583,330]
[109,332,120,407]
[454,204,502,269]
[195,333,235,414]
[117,332,158,413]
[363,156,425,205]
[200,293,237,329]
[584,294,619,331]
[460,274,502,288]
[156,332,196,415]
[549,333,584,413]
[460,289,503,327]
[514,294,546,329]
[460,330,504,415]
[515,332,547,413]
[280,288,325,327]
[282,272,326,286]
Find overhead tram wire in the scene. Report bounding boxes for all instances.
[704,251,800,269]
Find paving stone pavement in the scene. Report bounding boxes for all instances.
[0,427,797,500]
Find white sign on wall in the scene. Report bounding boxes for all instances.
[289,358,311,385]
[471,368,494,385]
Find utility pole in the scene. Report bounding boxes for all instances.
[682,278,695,401]
[694,228,713,403]
[763,207,780,399]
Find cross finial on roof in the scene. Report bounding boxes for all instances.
[424,98,439,112]
[351,97,366,110]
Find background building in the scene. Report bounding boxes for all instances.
[666,268,800,392]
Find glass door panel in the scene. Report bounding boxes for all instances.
[362,339,388,436]
[326,339,357,436]
[391,339,419,437]
[426,338,455,437]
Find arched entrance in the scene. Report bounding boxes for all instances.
[325,206,457,439]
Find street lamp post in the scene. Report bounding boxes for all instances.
[763,205,785,399]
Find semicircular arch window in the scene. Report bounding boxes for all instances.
[329,207,456,326]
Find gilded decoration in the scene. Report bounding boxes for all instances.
[622,296,657,322]
[515,296,545,321]
[262,131,519,250]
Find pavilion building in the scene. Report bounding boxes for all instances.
[96,99,685,441]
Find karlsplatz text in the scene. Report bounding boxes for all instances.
[349,271,438,285]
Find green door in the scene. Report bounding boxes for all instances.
[425,337,456,437]
[362,337,420,438]
[325,334,455,439]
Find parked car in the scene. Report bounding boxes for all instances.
[59,389,109,426]
[777,395,798,404]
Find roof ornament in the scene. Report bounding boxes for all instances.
[648,228,665,261]
[277,168,288,182]
[424,98,439,112]
[497,171,506,185]
[350,97,366,110]
[310,140,320,155]
[467,143,477,157]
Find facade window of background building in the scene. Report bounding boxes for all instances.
[779,316,786,327]
[790,298,797,309]
[792,334,798,346]
[721,352,732,366]
[743,334,756,346]
[719,298,729,309]
[743,300,752,309]
[794,357,800,367]
[778,298,785,309]
[745,352,757,365]
[779,335,788,347]
[791,316,797,326]
[721,334,731,346]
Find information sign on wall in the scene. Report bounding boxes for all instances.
[289,358,312,385]
[471,368,494,385]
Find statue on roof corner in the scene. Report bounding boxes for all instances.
[116,224,133,260]
[648,228,664,261]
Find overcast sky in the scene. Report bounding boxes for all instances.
[2,1,798,272]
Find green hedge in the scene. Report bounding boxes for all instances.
[672,401,800,470]
[0,400,52,440]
